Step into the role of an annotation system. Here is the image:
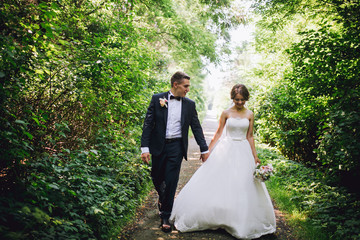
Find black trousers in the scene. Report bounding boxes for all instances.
[151,139,183,220]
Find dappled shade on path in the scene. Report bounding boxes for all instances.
[120,111,296,240]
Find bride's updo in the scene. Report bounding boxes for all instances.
[231,84,250,100]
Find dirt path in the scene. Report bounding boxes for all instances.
[121,111,296,240]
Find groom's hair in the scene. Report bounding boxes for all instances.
[171,71,190,87]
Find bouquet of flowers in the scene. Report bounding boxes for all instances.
[254,163,274,182]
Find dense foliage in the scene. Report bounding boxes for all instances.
[0,0,241,238]
[205,0,360,237]
[258,144,360,240]
[249,0,360,193]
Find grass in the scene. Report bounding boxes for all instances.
[256,142,360,240]
[266,179,328,240]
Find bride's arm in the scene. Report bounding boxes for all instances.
[247,112,261,164]
[208,111,227,152]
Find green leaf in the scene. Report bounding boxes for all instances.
[33,117,40,126]
[93,208,104,214]
[59,39,69,46]
[59,132,66,138]
[24,132,33,140]
[15,120,28,125]
[90,149,98,155]
[49,183,59,190]
[68,190,77,196]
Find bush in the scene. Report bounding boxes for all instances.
[0,126,152,239]
[257,144,360,240]
[0,0,238,238]
[253,1,360,193]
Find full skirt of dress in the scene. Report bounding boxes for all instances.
[170,137,276,239]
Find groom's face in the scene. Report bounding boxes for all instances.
[174,79,190,97]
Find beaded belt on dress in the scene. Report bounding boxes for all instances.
[228,137,246,141]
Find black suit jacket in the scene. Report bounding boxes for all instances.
[141,91,208,160]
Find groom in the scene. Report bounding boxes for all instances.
[141,71,209,232]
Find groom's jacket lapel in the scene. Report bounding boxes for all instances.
[163,92,169,125]
[181,98,187,128]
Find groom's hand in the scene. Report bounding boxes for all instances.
[141,152,151,164]
[200,152,210,162]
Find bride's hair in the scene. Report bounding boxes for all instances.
[231,84,250,100]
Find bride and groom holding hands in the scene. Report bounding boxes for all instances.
[140,71,276,239]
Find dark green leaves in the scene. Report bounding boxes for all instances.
[0,0,238,238]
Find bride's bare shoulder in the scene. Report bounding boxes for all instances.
[244,109,254,120]
[221,109,231,118]
[246,109,253,115]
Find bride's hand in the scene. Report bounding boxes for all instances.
[255,157,261,165]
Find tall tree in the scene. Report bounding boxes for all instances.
[248,0,360,191]
[0,0,243,238]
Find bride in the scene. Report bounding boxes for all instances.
[170,84,276,239]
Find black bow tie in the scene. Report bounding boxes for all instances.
[170,95,181,101]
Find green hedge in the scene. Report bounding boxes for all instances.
[258,144,360,240]
[0,125,152,239]
[0,1,239,238]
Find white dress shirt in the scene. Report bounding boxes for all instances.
[165,91,182,139]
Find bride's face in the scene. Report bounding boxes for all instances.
[233,93,246,110]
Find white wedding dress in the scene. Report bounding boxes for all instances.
[170,118,276,239]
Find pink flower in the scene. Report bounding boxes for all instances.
[254,163,274,182]
[159,97,168,108]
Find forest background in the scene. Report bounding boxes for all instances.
[1,0,359,239]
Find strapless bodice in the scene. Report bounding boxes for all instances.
[225,118,249,141]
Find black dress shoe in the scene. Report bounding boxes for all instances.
[160,218,172,233]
